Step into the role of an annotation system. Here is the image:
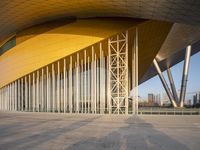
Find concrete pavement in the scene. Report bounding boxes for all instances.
[0,112,199,150]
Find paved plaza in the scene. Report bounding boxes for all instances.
[0,112,200,150]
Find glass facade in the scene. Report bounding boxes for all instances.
[0,37,16,55]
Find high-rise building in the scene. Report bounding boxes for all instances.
[193,95,197,105]
[155,94,161,106]
[148,93,155,104]
[193,91,200,105]
[161,93,171,106]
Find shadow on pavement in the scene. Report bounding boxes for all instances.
[65,116,189,150]
[0,115,101,150]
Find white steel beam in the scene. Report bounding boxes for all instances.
[108,31,129,114]
[180,45,192,107]
[153,59,177,108]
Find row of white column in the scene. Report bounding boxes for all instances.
[0,31,138,114]
[0,43,108,114]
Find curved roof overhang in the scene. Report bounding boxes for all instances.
[0,0,200,86]
[1,0,200,43]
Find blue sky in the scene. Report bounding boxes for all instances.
[139,51,200,100]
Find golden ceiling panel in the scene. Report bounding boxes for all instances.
[0,18,140,88]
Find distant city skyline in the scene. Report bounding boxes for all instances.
[139,51,200,100]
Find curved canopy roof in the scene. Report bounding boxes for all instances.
[0,0,200,85]
[1,0,200,43]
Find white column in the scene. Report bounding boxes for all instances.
[14,81,17,111]
[125,31,129,115]
[81,59,84,113]
[66,68,68,113]
[49,69,52,112]
[41,68,44,111]
[18,79,20,111]
[11,83,13,111]
[25,76,28,111]
[87,56,90,113]
[60,73,63,112]
[21,78,24,111]
[94,54,97,114]
[76,53,79,113]
[52,64,55,112]
[84,50,87,113]
[91,47,94,114]
[57,61,60,113]
[107,56,111,113]
[97,59,99,113]
[37,70,40,112]
[100,45,105,114]
[12,83,13,111]
[10,84,12,111]
[33,72,35,112]
[64,58,66,113]
[9,84,11,111]
[28,74,31,111]
[46,66,49,112]
[69,56,72,113]
[8,84,10,111]
[5,86,7,111]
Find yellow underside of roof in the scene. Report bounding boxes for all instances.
[0,18,141,88]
